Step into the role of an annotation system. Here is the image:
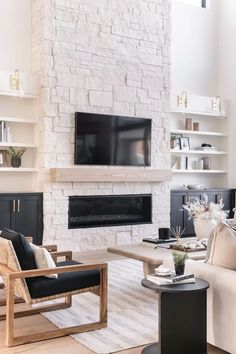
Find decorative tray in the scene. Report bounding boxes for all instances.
[169,244,206,253]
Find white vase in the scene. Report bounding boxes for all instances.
[194,219,217,240]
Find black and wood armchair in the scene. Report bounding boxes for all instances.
[0,230,108,347]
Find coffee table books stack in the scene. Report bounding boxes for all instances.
[146,266,195,286]
[146,273,195,286]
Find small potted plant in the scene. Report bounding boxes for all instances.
[7,147,26,168]
[172,252,188,275]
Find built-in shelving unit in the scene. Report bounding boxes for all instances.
[171,150,227,155]
[0,89,40,191]
[171,93,230,188]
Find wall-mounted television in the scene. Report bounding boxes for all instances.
[75,112,151,166]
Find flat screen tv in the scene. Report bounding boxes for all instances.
[75,112,151,166]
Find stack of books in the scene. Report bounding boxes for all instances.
[0,121,10,143]
[146,273,195,286]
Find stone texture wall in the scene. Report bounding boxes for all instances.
[35,0,172,251]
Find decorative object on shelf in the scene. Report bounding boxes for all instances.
[197,159,204,170]
[172,252,188,275]
[0,150,8,167]
[185,117,193,130]
[212,96,221,112]
[10,69,20,90]
[171,133,182,151]
[170,226,185,244]
[202,156,211,170]
[177,91,188,109]
[180,137,190,151]
[193,122,199,131]
[7,146,26,168]
[183,194,228,239]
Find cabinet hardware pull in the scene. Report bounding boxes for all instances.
[17,200,20,212]
[183,195,190,204]
[13,200,16,212]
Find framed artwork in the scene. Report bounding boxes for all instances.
[180,137,190,151]
[0,150,8,167]
[171,134,182,151]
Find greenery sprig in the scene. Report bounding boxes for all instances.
[7,147,26,159]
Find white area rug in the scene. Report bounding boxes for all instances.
[43,259,158,354]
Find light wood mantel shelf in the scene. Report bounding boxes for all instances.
[50,167,172,183]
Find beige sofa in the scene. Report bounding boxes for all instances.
[186,259,236,354]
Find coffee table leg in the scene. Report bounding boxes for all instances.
[143,263,159,276]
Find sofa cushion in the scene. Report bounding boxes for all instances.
[27,260,100,299]
[206,222,236,270]
[30,243,58,279]
[0,228,36,270]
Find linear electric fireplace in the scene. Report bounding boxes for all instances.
[68,194,152,229]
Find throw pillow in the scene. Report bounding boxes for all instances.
[30,243,58,279]
[206,222,236,270]
[1,228,36,270]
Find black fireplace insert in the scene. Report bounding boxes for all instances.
[68,194,152,228]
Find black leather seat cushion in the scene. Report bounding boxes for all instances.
[0,228,36,270]
[28,260,100,299]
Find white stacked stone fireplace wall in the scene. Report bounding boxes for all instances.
[34,0,171,251]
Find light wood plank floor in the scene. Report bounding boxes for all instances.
[0,250,229,354]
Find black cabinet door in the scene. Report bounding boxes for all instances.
[0,193,43,245]
[170,193,184,232]
[12,197,43,245]
[0,198,13,230]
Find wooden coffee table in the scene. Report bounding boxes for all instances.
[141,278,209,354]
[107,241,206,276]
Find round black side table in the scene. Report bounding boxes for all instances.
[141,278,209,354]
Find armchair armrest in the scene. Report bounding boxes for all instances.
[50,251,72,262]
[7,263,108,280]
[39,244,58,252]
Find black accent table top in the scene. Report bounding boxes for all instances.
[142,278,209,294]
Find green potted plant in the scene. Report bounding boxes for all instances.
[172,252,188,275]
[7,147,26,168]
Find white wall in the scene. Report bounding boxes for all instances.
[219,0,236,188]
[171,0,219,96]
[0,0,32,73]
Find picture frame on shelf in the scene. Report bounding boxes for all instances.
[180,137,190,151]
[171,133,182,151]
[0,150,8,167]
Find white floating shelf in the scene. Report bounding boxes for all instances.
[0,90,38,99]
[0,142,38,148]
[171,150,227,155]
[0,116,38,124]
[0,167,38,172]
[171,129,227,137]
[171,108,227,118]
[172,169,227,174]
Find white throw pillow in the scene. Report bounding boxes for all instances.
[206,222,236,270]
[30,243,58,279]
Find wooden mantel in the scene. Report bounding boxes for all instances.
[50,167,172,183]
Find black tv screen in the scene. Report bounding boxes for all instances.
[75,112,151,166]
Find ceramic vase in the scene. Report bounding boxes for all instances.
[194,218,217,240]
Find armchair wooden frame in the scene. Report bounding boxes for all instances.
[0,238,108,347]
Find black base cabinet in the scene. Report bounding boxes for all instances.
[0,193,43,245]
[171,189,235,237]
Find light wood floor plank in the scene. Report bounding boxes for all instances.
[0,250,228,354]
